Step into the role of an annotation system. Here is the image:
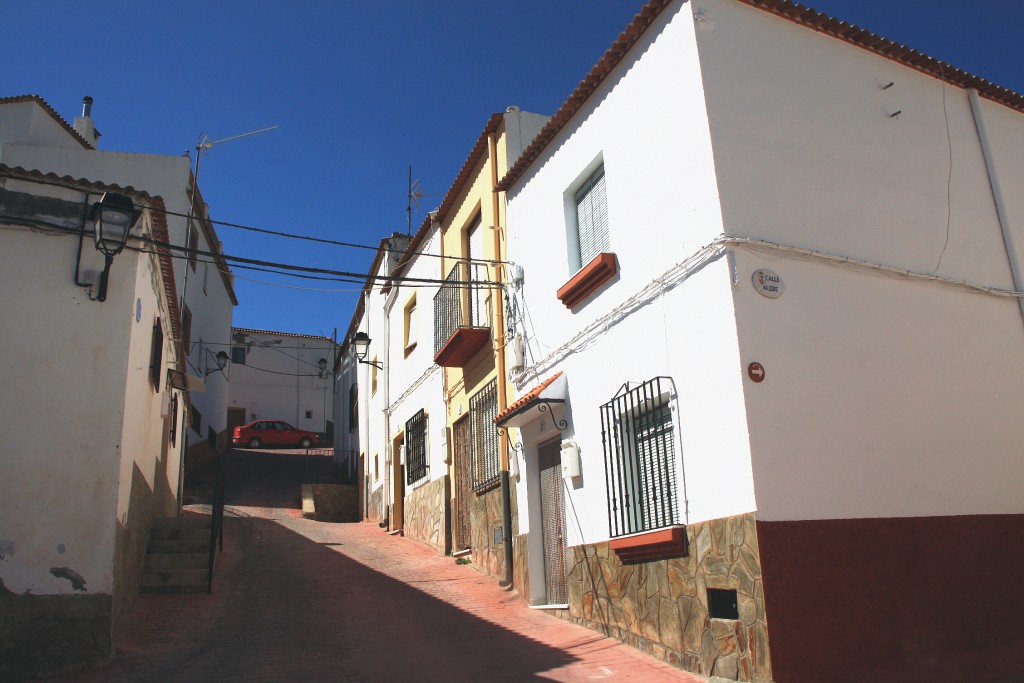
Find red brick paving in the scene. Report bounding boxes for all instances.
[44,449,703,683]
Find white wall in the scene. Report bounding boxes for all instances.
[505,1,756,549]
[385,228,446,493]
[0,100,86,150]
[228,330,335,436]
[694,0,1024,521]
[0,181,178,597]
[0,143,235,444]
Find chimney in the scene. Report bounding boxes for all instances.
[73,96,101,149]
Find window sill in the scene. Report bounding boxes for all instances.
[557,252,617,309]
[609,525,688,563]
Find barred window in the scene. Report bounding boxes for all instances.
[406,409,428,485]
[470,380,499,491]
[600,377,682,538]
[149,317,163,392]
[348,383,359,433]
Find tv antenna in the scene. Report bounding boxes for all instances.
[406,166,442,235]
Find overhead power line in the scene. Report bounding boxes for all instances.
[155,206,511,266]
[0,214,506,290]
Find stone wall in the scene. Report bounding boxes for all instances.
[0,590,113,680]
[470,484,505,579]
[403,476,448,553]
[366,483,384,524]
[562,513,772,682]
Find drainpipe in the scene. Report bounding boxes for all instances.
[383,282,398,531]
[967,88,1024,333]
[489,129,515,589]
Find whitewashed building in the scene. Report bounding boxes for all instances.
[0,94,237,474]
[227,328,337,442]
[497,1,1024,681]
[0,167,185,678]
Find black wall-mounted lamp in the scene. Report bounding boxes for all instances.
[91,192,141,302]
[318,357,328,378]
[351,331,383,369]
[205,350,229,377]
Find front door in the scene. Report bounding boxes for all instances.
[539,439,568,604]
[452,416,472,551]
[392,434,405,531]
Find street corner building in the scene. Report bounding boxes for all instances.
[0,166,186,679]
[0,94,236,679]
[493,0,1024,681]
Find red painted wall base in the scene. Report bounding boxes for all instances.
[756,514,1024,683]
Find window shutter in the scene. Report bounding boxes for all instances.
[574,166,609,266]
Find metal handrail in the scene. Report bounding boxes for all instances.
[207,456,225,593]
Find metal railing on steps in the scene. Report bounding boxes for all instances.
[208,456,225,593]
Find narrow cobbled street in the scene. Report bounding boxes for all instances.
[45,449,700,683]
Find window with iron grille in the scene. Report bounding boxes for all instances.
[406,409,428,485]
[600,377,682,538]
[231,345,247,364]
[469,380,499,491]
[348,383,358,433]
[149,317,163,392]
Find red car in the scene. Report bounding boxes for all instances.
[232,420,319,449]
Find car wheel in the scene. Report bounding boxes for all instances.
[248,437,262,448]
[299,437,313,448]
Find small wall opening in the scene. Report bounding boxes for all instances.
[707,588,739,620]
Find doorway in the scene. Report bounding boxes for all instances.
[226,407,246,442]
[392,433,405,531]
[538,439,568,604]
[452,416,472,551]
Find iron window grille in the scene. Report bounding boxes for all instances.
[433,260,490,356]
[600,376,683,538]
[231,346,247,364]
[470,380,500,492]
[348,383,359,433]
[149,317,163,392]
[406,409,428,485]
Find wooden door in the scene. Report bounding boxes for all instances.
[539,439,568,604]
[452,416,472,550]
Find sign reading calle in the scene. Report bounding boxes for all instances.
[752,268,784,299]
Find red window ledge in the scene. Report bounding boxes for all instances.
[557,252,617,309]
[609,526,688,563]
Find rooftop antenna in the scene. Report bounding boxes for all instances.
[407,166,422,236]
[406,166,443,235]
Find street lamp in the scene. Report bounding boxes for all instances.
[351,331,383,369]
[205,350,229,377]
[318,357,328,378]
[91,192,141,302]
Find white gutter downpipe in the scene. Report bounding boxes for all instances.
[967,88,1024,332]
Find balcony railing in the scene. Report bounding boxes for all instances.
[433,261,491,367]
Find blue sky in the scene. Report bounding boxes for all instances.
[8,1,1024,340]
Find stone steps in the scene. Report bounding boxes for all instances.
[141,517,215,594]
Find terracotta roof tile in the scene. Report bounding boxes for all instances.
[232,327,334,343]
[494,371,563,424]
